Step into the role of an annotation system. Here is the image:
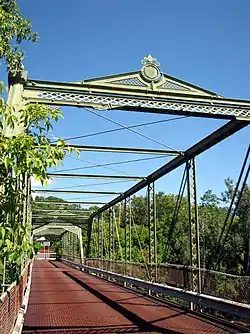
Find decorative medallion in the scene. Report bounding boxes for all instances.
[140,54,162,83]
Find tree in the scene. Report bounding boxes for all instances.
[199,190,225,268]
[237,184,250,275]
[0,0,38,73]
[0,0,75,283]
[221,178,235,203]
[0,102,69,281]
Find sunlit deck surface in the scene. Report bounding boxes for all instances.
[22,261,237,334]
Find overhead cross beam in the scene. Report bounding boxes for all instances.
[33,215,90,218]
[32,218,89,227]
[51,144,181,156]
[32,201,107,205]
[47,173,144,180]
[33,209,94,212]
[33,189,122,195]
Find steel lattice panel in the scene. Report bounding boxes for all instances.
[33,91,250,119]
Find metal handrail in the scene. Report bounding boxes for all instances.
[62,258,250,320]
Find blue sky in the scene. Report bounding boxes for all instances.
[2,0,250,203]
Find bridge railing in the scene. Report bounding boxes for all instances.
[63,254,83,264]
[84,258,250,305]
[61,257,250,322]
[0,260,31,334]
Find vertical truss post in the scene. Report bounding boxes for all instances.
[97,214,101,265]
[64,234,67,257]
[147,182,157,282]
[186,158,201,295]
[63,234,66,257]
[67,232,70,257]
[61,234,64,256]
[100,213,104,267]
[73,232,75,259]
[3,71,27,136]
[65,233,67,257]
[101,213,104,267]
[69,232,72,257]
[68,232,71,258]
[114,204,123,261]
[112,207,115,261]
[108,208,112,260]
[123,198,130,275]
[78,227,84,265]
[129,197,132,276]
[86,218,93,259]
[93,217,98,258]
[63,233,66,257]
[75,231,78,260]
[103,214,108,260]
[63,233,66,256]
[70,232,73,259]
[66,233,69,257]
[123,199,127,265]
[109,207,115,272]
[65,233,68,257]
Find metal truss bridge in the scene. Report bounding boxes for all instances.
[2,55,250,333]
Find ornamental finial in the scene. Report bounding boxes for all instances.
[141,54,160,68]
[140,55,162,82]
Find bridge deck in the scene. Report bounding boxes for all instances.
[22,261,237,334]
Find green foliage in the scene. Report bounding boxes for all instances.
[236,184,250,275]
[221,178,235,203]
[52,241,63,257]
[215,279,237,300]
[0,0,38,72]
[0,100,70,283]
[0,0,77,285]
[33,242,42,254]
[88,180,250,280]
[1,104,67,182]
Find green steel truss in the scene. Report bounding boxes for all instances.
[33,223,84,263]
[7,55,249,302]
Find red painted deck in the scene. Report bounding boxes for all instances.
[22,261,237,333]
